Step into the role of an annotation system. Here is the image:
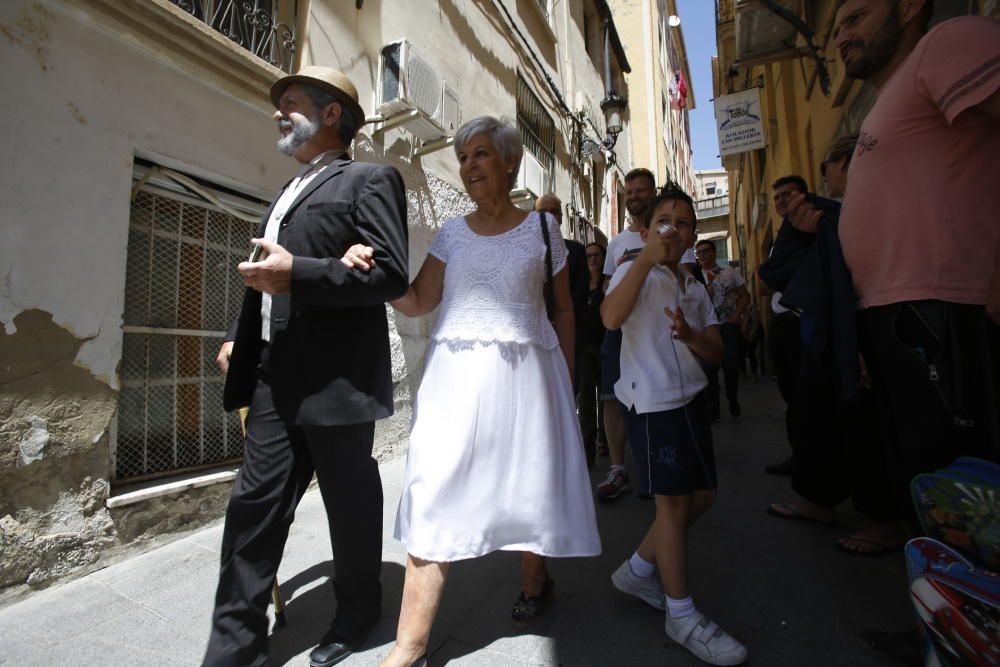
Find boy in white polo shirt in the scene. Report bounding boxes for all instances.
[601,185,747,666]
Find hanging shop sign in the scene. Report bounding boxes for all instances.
[714,88,766,156]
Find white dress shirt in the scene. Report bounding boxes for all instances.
[260,149,345,342]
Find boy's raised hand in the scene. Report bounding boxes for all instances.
[639,230,671,266]
[664,306,694,343]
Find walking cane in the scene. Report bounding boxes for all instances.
[240,406,287,629]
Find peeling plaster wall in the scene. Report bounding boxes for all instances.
[0,310,117,590]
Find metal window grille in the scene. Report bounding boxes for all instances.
[168,0,297,73]
[516,75,556,176]
[116,188,259,483]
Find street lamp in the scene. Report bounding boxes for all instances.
[599,91,627,148]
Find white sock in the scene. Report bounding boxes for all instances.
[666,594,696,618]
[611,464,626,473]
[628,552,655,578]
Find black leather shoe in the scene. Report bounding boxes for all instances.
[309,614,379,667]
[765,456,794,476]
[728,399,742,417]
[309,637,356,667]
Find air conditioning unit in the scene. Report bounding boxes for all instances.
[515,152,549,199]
[378,39,461,141]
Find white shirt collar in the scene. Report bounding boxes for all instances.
[296,149,346,177]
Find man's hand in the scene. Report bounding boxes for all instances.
[238,238,293,295]
[786,192,822,234]
[341,244,375,271]
[216,341,234,375]
[665,306,694,343]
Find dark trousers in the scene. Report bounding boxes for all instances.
[769,312,802,449]
[577,343,604,458]
[860,301,1000,529]
[707,322,744,415]
[788,372,849,507]
[203,378,383,667]
[769,313,801,406]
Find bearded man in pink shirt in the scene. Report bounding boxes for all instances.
[787,0,1000,534]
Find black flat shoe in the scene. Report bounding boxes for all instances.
[511,577,554,627]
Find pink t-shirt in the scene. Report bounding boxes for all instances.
[838,16,1000,309]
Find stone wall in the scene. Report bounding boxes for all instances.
[0,310,117,591]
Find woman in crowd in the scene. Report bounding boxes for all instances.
[347,116,601,667]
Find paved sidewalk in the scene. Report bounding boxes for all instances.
[0,379,913,666]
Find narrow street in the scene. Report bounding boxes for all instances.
[0,378,913,666]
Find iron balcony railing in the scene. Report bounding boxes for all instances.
[169,0,296,72]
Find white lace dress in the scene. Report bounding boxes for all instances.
[394,212,601,561]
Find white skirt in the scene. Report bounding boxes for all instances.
[394,339,602,562]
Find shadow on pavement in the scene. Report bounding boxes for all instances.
[269,560,406,665]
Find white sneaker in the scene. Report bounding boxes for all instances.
[664,610,748,666]
[610,560,665,611]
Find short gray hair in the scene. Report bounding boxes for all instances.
[301,84,359,145]
[453,116,524,190]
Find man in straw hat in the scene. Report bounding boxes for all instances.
[203,66,409,667]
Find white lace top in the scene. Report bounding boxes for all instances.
[427,212,567,349]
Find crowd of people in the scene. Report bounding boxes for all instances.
[200,1,998,666]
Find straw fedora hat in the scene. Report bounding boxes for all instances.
[270,65,366,127]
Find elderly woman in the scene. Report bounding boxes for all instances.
[349,116,600,667]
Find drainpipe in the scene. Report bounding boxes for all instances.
[603,17,612,97]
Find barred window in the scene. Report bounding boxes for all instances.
[116,177,264,483]
[516,74,556,175]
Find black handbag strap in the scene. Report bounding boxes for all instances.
[539,212,555,321]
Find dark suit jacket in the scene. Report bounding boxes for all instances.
[224,156,409,426]
[759,195,859,401]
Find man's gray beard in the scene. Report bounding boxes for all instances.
[277,116,319,156]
